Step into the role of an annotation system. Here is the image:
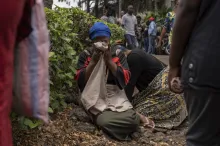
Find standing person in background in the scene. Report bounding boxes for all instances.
[157,0,179,51]
[0,1,34,145]
[106,5,116,24]
[148,17,157,54]
[169,0,220,145]
[117,11,125,26]
[136,15,145,49]
[100,8,108,22]
[143,20,150,53]
[122,5,138,50]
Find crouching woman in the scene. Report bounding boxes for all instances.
[75,22,140,141]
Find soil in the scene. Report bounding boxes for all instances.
[13,105,187,146]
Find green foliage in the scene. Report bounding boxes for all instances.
[11,112,42,129]
[45,7,124,112]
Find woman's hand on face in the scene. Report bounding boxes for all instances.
[91,45,103,64]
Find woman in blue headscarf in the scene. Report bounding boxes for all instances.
[75,22,146,141]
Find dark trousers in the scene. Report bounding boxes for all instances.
[96,109,140,141]
[148,35,156,54]
[144,37,149,52]
[125,34,137,50]
[137,39,143,49]
[184,88,220,146]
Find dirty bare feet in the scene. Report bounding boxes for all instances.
[136,112,155,129]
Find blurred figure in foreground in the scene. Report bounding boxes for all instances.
[169,0,220,145]
[0,1,33,145]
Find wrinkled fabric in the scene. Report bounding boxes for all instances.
[13,0,50,123]
[81,56,132,115]
[81,55,107,114]
[0,1,34,145]
[89,22,111,40]
[75,48,130,92]
[96,109,140,141]
[133,67,187,129]
[181,0,220,91]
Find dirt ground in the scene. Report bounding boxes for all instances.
[13,105,187,146]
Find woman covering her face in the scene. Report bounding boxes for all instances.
[75,22,141,141]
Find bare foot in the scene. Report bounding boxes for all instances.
[137,112,155,129]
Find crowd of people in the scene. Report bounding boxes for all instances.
[100,2,181,56]
[101,4,159,54]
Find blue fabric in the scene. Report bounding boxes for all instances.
[148,21,157,36]
[118,45,126,51]
[148,36,156,54]
[89,22,111,40]
[163,12,175,33]
[144,37,149,52]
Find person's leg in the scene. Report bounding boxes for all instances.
[148,36,153,54]
[137,39,140,49]
[130,35,138,49]
[144,37,149,52]
[184,88,220,146]
[96,109,140,141]
[141,38,144,50]
[138,39,143,49]
[124,34,132,49]
[152,36,156,54]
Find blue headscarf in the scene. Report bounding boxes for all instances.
[89,22,111,40]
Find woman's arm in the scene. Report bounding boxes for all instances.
[107,51,131,89]
[75,50,100,92]
[124,53,142,101]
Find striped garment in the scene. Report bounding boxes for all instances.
[13,0,50,123]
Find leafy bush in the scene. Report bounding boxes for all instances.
[46,7,124,112]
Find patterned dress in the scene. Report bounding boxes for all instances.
[163,11,175,45]
[133,67,187,129]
